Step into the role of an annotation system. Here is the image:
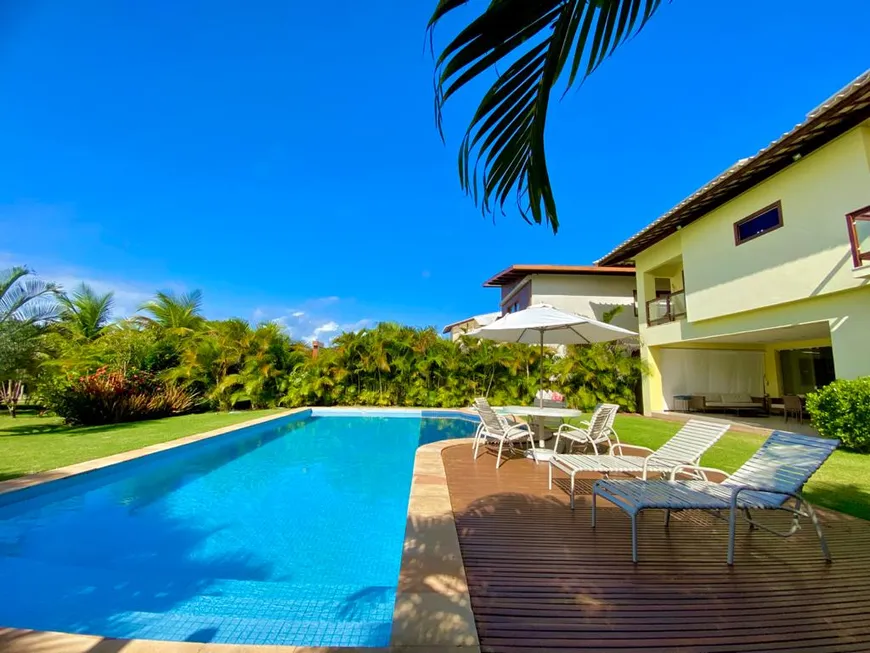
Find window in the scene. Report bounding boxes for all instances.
[846,205,870,268]
[733,201,783,245]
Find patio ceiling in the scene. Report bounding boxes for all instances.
[678,321,831,345]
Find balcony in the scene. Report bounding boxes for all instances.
[646,290,686,326]
[846,206,870,277]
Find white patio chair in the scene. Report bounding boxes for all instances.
[552,403,620,455]
[592,431,839,564]
[550,419,730,509]
[472,397,537,468]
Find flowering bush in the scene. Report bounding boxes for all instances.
[44,367,197,426]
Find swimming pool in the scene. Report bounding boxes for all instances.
[0,409,478,647]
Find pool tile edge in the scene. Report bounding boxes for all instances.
[390,439,480,649]
[0,409,310,497]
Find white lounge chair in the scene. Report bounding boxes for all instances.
[550,419,730,509]
[592,431,839,564]
[472,397,537,468]
[553,403,620,455]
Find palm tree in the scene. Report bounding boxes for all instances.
[138,290,205,335]
[429,0,664,232]
[58,283,115,340]
[0,266,60,325]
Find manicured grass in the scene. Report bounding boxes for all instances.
[2,409,867,522]
[584,414,870,521]
[0,409,285,481]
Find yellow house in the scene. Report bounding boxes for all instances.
[597,71,870,416]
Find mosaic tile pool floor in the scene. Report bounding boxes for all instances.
[0,413,477,646]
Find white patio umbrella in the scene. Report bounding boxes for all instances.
[468,303,637,404]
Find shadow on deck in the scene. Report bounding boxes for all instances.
[444,443,870,653]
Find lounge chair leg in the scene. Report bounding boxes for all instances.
[548,462,553,490]
[570,473,575,510]
[728,504,738,565]
[631,513,638,563]
[528,434,538,464]
[496,440,505,468]
[591,488,597,527]
[744,508,755,530]
[805,501,832,563]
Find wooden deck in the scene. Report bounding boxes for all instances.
[442,444,870,652]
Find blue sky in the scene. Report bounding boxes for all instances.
[2,1,868,342]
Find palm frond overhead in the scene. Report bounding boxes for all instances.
[0,266,60,325]
[430,0,664,233]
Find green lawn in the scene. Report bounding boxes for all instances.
[599,414,870,521]
[1,409,867,522]
[0,409,285,481]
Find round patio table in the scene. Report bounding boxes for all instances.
[497,405,584,462]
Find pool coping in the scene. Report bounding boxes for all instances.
[0,408,481,653]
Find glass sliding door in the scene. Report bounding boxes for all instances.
[779,347,835,395]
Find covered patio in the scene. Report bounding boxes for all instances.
[443,443,870,652]
[654,406,819,436]
[651,321,834,431]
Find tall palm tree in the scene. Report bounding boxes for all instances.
[138,290,205,335]
[58,283,115,340]
[430,0,664,232]
[0,266,60,325]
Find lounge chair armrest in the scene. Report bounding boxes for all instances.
[668,464,730,481]
[613,443,653,456]
[728,485,803,509]
[555,423,589,436]
[504,422,532,436]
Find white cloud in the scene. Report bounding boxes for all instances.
[291,311,305,318]
[342,318,374,333]
[313,321,339,335]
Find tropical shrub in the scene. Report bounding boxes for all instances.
[806,378,870,452]
[279,323,642,411]
[44,367,197,426]
[555,342,646,412]
[14,278,644,418]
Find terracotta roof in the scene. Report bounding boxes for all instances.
[483,264,635,288]
[596,69,870,266]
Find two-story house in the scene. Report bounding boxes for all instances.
[442,265,637,338]
[484,264,638,332]
[597,71,870,416]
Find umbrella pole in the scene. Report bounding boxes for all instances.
[536,331,545,448]
[539,330,544,408]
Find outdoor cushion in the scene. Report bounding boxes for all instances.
[721,393,753,404]
[702,393,721,403]
[705,401,762,409]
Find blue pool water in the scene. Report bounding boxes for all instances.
[0,410,477,647]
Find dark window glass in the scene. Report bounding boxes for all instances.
[735,204,782,244]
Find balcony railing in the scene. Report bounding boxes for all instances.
[646,290,686,326]
[846,206,870,268]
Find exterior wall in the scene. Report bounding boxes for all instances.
[680,125,870,322]
[448,320,477,341]
[500,280,533,314]
[529,274,637,331]
[632,123,870,415]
